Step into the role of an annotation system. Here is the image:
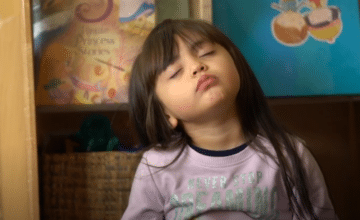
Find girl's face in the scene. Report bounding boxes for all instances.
[155,35,240,127]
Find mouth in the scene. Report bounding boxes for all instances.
[196,74,218,92]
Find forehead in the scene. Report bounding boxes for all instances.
[175,36,211,51]
[175,33,213,50]
[171,34,214,62]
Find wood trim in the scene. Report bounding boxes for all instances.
[189,0,213,23]
[37,103,129,113]
[0,0,39,219]
[348,101,360,212]
[267,96,360,106]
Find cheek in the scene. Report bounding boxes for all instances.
[156,83,194,113]
[223,64,240,89]
[169,85,188,96]
[167,88,193,109]
[234,71,241,90]
[228,60,241,88]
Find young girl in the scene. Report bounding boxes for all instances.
[122,19,337,220]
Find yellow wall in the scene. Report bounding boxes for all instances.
[0,0,39,219]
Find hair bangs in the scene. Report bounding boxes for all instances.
[140,27,179,83]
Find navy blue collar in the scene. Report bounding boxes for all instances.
[189,143,248,157]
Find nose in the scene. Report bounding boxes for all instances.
[192,63,207,76]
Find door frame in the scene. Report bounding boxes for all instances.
[0,0,39,219]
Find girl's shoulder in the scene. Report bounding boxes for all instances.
[133,145,187,179]
[140,144,186,167]
[255,134,311,160]
[290,138,319,169]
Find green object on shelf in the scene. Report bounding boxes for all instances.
[74,114,119,152]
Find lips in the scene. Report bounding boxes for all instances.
[196,74,218,92]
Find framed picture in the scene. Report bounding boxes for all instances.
[33,0,155,106]
[213,0,360,97]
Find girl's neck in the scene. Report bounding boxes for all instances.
[183,107,246,151]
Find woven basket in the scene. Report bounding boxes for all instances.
[42,151,143,220]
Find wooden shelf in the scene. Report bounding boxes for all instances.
[35,96,360,113]
[267,96,360,105]
[36,103,129,113]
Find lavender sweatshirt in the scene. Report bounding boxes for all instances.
[122,136,337,220]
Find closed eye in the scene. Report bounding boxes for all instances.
[200,51,215,57]
[170,68,182,79]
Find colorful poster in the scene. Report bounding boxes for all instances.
[213,0,360,97]
[33,0,155,105]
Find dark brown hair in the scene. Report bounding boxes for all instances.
[129,19,317,219]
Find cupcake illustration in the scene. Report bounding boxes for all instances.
[271,0,343,46]
[272,10,309,46]
[304,6,342,44]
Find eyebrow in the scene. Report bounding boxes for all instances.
[190,40,206,51]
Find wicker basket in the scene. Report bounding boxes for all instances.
[42,151,143,220]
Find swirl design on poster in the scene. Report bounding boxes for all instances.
[75,0,114,23]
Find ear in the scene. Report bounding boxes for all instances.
[166,113,178,129]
